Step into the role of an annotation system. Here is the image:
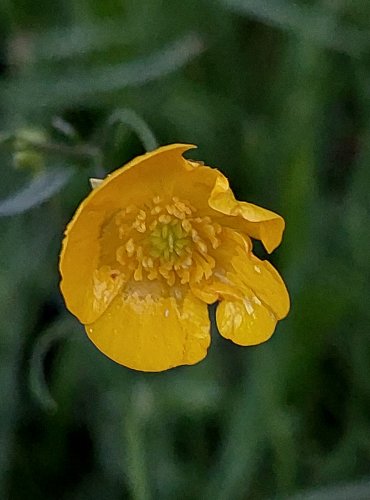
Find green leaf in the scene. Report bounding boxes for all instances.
[288,479,370,500]
[108,109,158,152]
[3,33,205,112]
[217,0,370,57]
[29,318,76,412]
[0,167,73,217]
[31,19,142,62]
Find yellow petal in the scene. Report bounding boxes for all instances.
[85,292,210,372]
[60,209,126,324]
[208,174,285,253]
[190,283,219,304]
[59,144,195,323]
[228,246,290,320]
[211,228,289,345]
[216,293,277,346]
[89,143,199,207]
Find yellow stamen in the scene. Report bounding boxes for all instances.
[111,196,219,287]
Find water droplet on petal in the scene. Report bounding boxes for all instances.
[244,300,254,315]
[252,296,262,306]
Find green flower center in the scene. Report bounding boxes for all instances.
[149,220,190,260]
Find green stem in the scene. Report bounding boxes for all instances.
[108,109,158,152]
[122,385,152,500]
[0,134,100,161]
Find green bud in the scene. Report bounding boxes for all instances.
[13,150,44,173]
[14,128,47,151]
[12,127,47,174]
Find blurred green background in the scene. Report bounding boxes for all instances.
[1,0,370,499]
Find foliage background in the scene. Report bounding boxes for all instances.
[1,0,370,498]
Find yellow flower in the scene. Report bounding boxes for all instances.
[59,144,289,371]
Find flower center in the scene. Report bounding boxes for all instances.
[100,196,222,289]
[149,220,190,260]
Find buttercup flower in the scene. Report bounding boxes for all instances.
[60,144,289,371]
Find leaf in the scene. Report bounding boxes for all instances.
[108,109,158,152]
[0,167,73,217]
[32,19,142,62]
[3,33,205,112]
[288,479,370,500]
[217,0,370,57]
[29,317,76,412]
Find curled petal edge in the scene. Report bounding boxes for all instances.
[208,174,285,253]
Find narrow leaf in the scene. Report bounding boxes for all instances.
[0,167,73,217]
[29,318,76,412]
[32,19,141,61]
[4,33,205,112]
[218,0,370,57]
[109,109,158,152]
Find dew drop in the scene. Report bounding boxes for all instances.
[252,296,262,306]
[234,314,243,328]
[244,300,254,315]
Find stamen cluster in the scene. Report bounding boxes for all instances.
[113,196,222,287]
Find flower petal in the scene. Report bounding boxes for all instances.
[60,209,126,324]
[207,228,289,345]
[227,246,290,320]
[208,174,285,253]
[214,255,287,345]
[85,292,211,372]
[216,293,277,346]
